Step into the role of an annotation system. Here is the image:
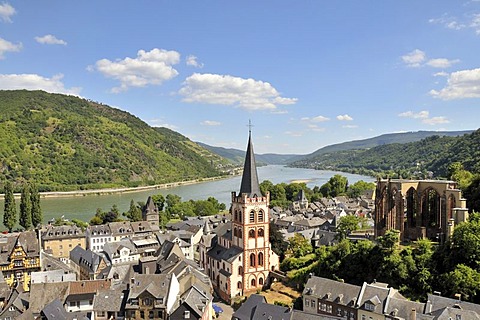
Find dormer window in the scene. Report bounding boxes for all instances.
[365,302,375,311]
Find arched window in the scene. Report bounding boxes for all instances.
[258,252,264,266]
[234,211,238,221]
[250,253,256,267]
[251,278,256,287]
[237,281,242,289]
[258,210,264,222]
[249,229,255,238]
[233,228,237,237]
[239,212,242,222]
[259,277,264,285]
[250,211,255,223]
[257,228,264,237]
[238,266,243,275]
[238,229,243,238]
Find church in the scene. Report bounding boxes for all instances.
[198,132,280,302]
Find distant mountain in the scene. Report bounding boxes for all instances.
[0,90,228,191]
[302,130,473,160]
[196,142,303,165]
[290,129,480,178]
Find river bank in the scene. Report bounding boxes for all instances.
[0,174,237,200]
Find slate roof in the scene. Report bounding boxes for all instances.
[108,221,133,237]
[304,276,359,308]
[93,288,127,312]
[181,285,212,318]
[131,221,152,234]
[29,282,70,315]
[290,310,340,320]
[69,245,106,274]
[426,293,480,315]
[41,298,68,319]
[206,243,242,263]
[40,251,75,273]
[86,224,111,236]
[430,306,480,320]
[232,294,267,320]
[42,225,85,240]
[128,274,171,303]
[102,239,136,262]
[239,133,262,197]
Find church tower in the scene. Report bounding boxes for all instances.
[231,130,274,292]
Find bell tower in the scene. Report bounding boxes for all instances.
[231,128,271,292]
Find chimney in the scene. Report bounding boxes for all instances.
[410,308,416,320]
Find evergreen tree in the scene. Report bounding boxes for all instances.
[19,183,32,230]
[126,199,142,222]
[3,181,17,232]
[30,183,42,227]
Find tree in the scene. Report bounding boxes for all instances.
[3,181,17,232]
[269,221,288,258]
[286,233,313,258]
[125,199,142,221]
[378,229,400,251]
[19,183,32,230]
[336,215,360,240]
[30,183,42,227]
[151,194,165,211]
[441,264,480,302]
[448,162,474,191]
[320,175,348,197]
[347,180,376,198]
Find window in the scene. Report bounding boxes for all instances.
[140,311,144,319]
[259,277,264,285]
[70,301,76,307]
[249,229,255,238]
[258,252,264,266]
[305,299,310,307]
[237,281,242,289]
[258,210,264,222]
[235,211,238,221]
[361,316,366,320]
[238,229,243,238]
[149,311,154,319]
[327,305,332,313]
[258,228,264,237]
[97,311,105,317]
[250,211,255,223]
[311,300,315,308]
[321,303,326,311]
[185,311,190,319]
[250,253,256,267]
[144,298,151,306]
[251,278,256,287]
[365,303,375,311]
[233,228,237,237]
[238,266,243,274]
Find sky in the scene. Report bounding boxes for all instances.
[1,1,480,154]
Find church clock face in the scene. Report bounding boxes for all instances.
[254,206,259,212]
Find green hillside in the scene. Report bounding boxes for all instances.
[291,130,480,178]
[303,130,472,159]
[0,90,227,191]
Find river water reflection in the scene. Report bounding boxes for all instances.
[2,165,374,223]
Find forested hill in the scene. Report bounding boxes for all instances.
[291,129,480,178]
[0,90,227,191]
[303,130,473,159]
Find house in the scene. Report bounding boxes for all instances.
[232,294,291,320]
[109,221,134,242]
[124,273,178,320]
[0,231,41,291]
[41,225,86,263]
[85,224,112,253]
[102,239,140,265]
[64,279,111,313]
[93,288,127,320]
[69,246,109,280]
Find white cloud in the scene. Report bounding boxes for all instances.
[471,13,480,35]
[426,58,460,68]
[35,34,67,45]
[422,116,450,125]
[402,49,426,67]
[147,118,178,130]
[398,110,429,119]
[0,2,15,23]
[186,55,203,68]
[429,13,480,35]
[337,114,353,121]
[201,120,221,126]
[285,131,303,137]
[342,125,358,129]
[0,37,21,59]
[92,48,180,93]
[430,68,480,100]
[0,73,81,95]
[433,71,449,77]
[302,115,330,122]
[179,73,297,111]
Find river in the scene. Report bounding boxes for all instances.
[0,165,374,224]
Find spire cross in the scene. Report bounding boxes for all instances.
[247,120,254,134]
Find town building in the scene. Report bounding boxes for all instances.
[41,224,86,263]
[199,132,279,302]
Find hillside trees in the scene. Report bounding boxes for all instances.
[3,181,17,232]
[19,183,32,230]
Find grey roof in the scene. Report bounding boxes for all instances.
[29,282,70,315]
[41,298,68,319]
[233,294,267,320]
[131,221,153,234]
[385,296,426,319]
[427,293,480,315]
[128,273,171,301]
[102,239,136,262]
[40,251,75,273]
[69,245,106,274]
[239,133,262,197]
[252,302,291,320]
[108,221,133,236]
[86,223,111,236]
[42,225,85,240]
[431,306,480,320]
[93,288,127,312]
[304,276,360,308]
[290,310,340,320]
[207,244,242,263]
[180,285,212,318]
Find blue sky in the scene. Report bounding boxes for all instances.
[1,1,480,154]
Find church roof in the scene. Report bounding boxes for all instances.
[239,133,262,197]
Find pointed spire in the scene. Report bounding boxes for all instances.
[239,127,262,197]
[145,196,157,214]
[203,219,212,235]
